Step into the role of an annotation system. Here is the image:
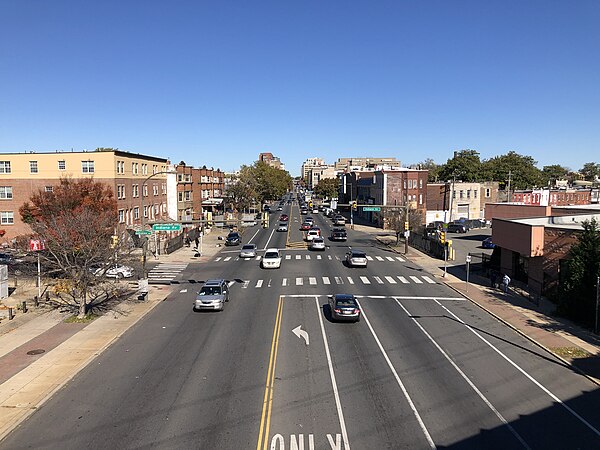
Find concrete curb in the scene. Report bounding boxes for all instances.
[0,286,173,442]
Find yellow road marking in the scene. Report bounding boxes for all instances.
[256,296,284,450]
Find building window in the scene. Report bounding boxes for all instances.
[0,187,13,199]
[133,207,139,220]
[153,184,158,196]
[1,211,15,224]
[0,161,11,174]
[132,184,139,198]
[30,161,38,174]
[116,161,125,174]
[118,210,125,223]
[485,188,491,198]
[143,185,148,197]
[58,160,66,170]
[45,186,53,192]
[143,206,148,218]
[419,194,423,205]
[467,190,471,199]
[142,164,148,175]
[152,165,158,175]
[459,190,464,199]
[117,185,125,199]
[82,161,95,173]
[474,190,478,198]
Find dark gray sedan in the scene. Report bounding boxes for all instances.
[328,294,361,322]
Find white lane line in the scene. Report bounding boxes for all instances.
[410,276,423,284]
[235,257,239,261]
[256,256,262,261]
[398,276,409,284]
[374,276,384,284]
[296,255,301,260]
[285,255,291,260]
[263,228,276,250]
[396,257,405,262]
[317,255,322,260]
[386,256,395,261]
[347,277,354,285]
[247,228,260,244]
[366,256,374,261]
[224,257,232,262]
[434,299,600,439]
[242,280,249,289]
[180,289,187,293]
[385,276,397,284]
[282,278,288,286]
[360,276,371,284]
[309,277,317,285]
[422,276,436,284]
[356,299,435,448]
[394,298,529,448]
[322,277,331,285]
[375,256,384,261]
[335,277,343,285]
[215,257,222,262]
[296,277,303,286]
[255,280,263,288]
[315,297,351,450]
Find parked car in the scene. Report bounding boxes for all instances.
[482,237,496,249]
[447,224,467,233]
[225,232,241,246]
[330,228,347,241]
[310,237,326,251]
[239,244,257,258]
[312,208,319,214]
[328,294,361,322]
[92,264,134,279]
[345,249,368,267]
[277,222,289,232]
[262,248,282,269]
[277,206,283,211]
[194,279,229,312]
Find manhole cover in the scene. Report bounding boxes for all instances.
[26,349,45,356]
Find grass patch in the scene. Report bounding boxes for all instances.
[65,313,98,323]
[550,347,591,359]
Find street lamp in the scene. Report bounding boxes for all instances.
[141,170,175,279]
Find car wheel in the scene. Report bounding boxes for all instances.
[116,273,124,279]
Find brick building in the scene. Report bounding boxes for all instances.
[511,188,591,206]
[175,163,224,222]
[0,149,170,243]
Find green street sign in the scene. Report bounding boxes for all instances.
[362,206,381,212]
[152,223,181,231]
[135,230,152,235]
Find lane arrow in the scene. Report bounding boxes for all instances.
[292,325,310,346]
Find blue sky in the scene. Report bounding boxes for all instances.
[1,0,598,176]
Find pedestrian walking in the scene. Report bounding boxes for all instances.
[502,274,511,293]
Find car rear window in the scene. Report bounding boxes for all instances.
[335,298,357,307]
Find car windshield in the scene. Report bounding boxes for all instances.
[265,252,279,259]
[199,286,221,296]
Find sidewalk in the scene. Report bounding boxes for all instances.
[370,231,600,385]
[0,227,228,441]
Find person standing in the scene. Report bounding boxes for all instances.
[502,274,511,293]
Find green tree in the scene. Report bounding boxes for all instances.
[481,151,543,190]
[314,177,339,199]
[19,178,123,319]
[580,162,600,182]
[541,164,569,186]
[558,219,600,327]
[225,162,292,211]
[413,158,441,182]
[438,150,482,182]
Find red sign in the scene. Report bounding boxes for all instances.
[29,239,45,251]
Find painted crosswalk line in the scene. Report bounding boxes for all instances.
[366,256,374,261]
[296,255,301,260]
[375,256,384,261]
[360,276,371,284]
[306,255,311,260]
[373,276,384,284]
[309,277,317,285]
[296,277,303,286]
[242,280,249,288]
[322,277,331,285]
[285,255,291,260]
[347,276,354,284]
[282,278,288,286]
[386,256,395,261]
[256,256,262,261]
[335,277,343,284]
[224,257,232,262]
[317,255,322,260]
[255,280,263,288]
[215,257,222,262]
[385,276,397,284]
[409,276,423,284]
[328,255,332,260]
[398,276,409,284]
[148,263,189,284]
[422,275,436,284]
[396,257,404,262]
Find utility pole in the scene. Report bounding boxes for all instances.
[595,276,600,334]
[507,170,512,203]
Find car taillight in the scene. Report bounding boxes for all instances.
[354,309,360,314]
[334,308,341,313]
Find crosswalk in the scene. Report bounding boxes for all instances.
[214,254,406,263]
[148,262,188,284]
[240,274,437,288]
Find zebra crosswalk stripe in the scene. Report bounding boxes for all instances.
[374,276,384,284]
[375,256,384,261]
[398,276,409,284]
[386,256,395,261]
[409,276,423,284]
[285,255,291,260]
[347,276,354,284]
[422,276,436,284]
[215,257,222,262]
[317,255,322,259]
[366,256,374,261]
[395,257,404,262]
[255,280,263,288]
[322,277,331,285]
[224,257,231,262]
[360,276,370,284]
[306,255,310,260]
[328,255,332,260]
[385,276,397,284]
[309,277,317,285]
[296,277,303,286]
[282,278,288,286]
[335,277,343,284]
[295,255,301,260]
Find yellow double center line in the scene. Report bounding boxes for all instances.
[256,296,284,450]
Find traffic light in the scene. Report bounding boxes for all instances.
[352,201,357,210]
[404,221,409,230]
[440,231,446,244]
[110,235,119,248]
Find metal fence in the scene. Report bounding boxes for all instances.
[408,233,446,259]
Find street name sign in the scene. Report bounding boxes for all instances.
[135,230,152,235]
[152,224,181,231]
[362,206,381,212]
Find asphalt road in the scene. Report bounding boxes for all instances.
[3,202,600,449]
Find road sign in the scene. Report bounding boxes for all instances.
[362,206,381,212]
[135,230,152,235]
[152,223,181,231]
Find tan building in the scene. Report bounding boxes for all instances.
[0,149,170,242]
[301,157,326,182]
[334,157,401,172]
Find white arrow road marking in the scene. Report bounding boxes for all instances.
[292,325,310,346]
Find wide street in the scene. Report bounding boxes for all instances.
[3,202,600,449]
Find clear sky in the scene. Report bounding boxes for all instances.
[1,0,598,176]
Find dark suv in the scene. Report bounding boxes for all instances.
[447,223,467,233]
[330,228,347,241]
[225,232,241,246]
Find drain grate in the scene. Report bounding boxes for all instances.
[26,349,45,356]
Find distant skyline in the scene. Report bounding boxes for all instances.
[1,1,598,176]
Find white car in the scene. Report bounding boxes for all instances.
[262,248,282,269]
[305,229,320,241]
[94,264,134,279]
[310,237,325,251]
[239,244,257,258]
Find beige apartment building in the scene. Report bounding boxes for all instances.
[0,149,170,242]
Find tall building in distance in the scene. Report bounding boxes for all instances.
[301,157,326,182]
[0,149,170,242]
[258,152,285,171]
[334,157,402,172]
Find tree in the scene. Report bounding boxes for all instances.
[225,162,292,211]
[580,162,600,182]
[438,150,482,182]
[412,158,441,183]
[541,164,569,186]
[19,177,122,319]
[314,177,339,199]
[481,151,543,190]
[558,219,600,327]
